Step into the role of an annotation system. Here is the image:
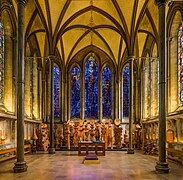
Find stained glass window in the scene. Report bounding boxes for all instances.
[84,56,98,118]
[54,66,61,118]
[0,22,4,103]
[71,66,80,118]
[178,22,183,105]
[102,66,112,118]
[123,66,130,117]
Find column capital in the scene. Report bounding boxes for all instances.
[37,67,42,71]
[16,0,28,6]
[127,56,135,62]
[155,0,167,7]
[48,55,55,61]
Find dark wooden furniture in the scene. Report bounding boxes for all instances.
[0,147,16,162]
[78,141,105,156]
[166,148,183,165]
[144,143,158,155]
[0,144,31,162]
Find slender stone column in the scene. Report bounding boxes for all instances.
[61,74,64,122]
[127,57,134,154]
[81,69,84,120]
[59,71,63,122]
[30,57,33,118]
[118,76,121,120]
[32,57,38,118]
[64,76,68,122]
[112,72,116,120]
[68,71,71,121]
[99,69,102,122]
[61,68,67,122]
[45,70,49,122]
[136,78,141,121]
[48,56,55,154]
[38,66,42,119]
[42,78,45,121]
[155,0,169,173]
[12,35,17,114]
[115,77,119,119]
[13,0,27,173]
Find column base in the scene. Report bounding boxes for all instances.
[0,103,8,113]
[48,147,56,154]
[127,148,134,154]
[13,161,28,173]
[155,161,169,173]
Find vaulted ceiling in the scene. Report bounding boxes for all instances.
[11,0,162,66]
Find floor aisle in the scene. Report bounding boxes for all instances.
[0,151,182,180]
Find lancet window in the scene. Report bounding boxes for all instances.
[122,66,130,118]
[84,56,98,118]
[71,66,81,118]
[102,66,112,118]
[54,66,61,118]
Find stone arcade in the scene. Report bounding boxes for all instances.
[0,0,183,179]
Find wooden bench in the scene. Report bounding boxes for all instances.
[166,148,183,165]
[0,144,31,163]
[0,147,16,162]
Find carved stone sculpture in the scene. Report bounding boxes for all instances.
[95,122,100,141]
[40,124,50,151]
[84,121,90,141]
[90,120,95,141]
[101,121,106,142]
[73,123,79,147]
[114,124,122,149]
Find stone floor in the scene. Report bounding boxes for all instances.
[0,151,183,180]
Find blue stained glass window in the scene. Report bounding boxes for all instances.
[71,66,80,118]
[178,22,183,105]
[0,22,4,103]
[85,56,98,118]
[123,66,130,117]
[54,66,61,118]
[102,66,112,118]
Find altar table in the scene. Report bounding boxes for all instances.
[78,141,105,156]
